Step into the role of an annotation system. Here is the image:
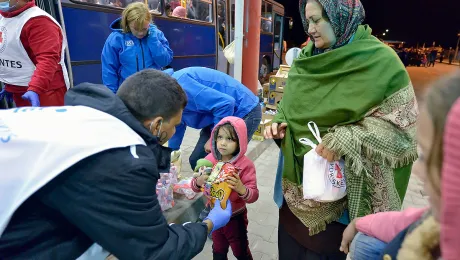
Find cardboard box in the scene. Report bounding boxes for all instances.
[253,119,272,137]
[269,65,290,93]
[262,112,274,121]
[262,83,270,100]
[276,65,291,76]
[261,107,277,121]
[267,90,283,108]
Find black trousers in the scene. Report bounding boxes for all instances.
[278,202,347,260]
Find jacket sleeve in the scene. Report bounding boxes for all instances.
[168,121,186,151]
[147,26,173,68]
[191,177,202,192]
[355,207,427,243]
[101,34,121,94]
[21,17,63,94]
[237,161,259,203]
[272,98,287,124]
[37,148,207,260]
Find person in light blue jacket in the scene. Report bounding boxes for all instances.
[166,67,262,170]
[101,2,173,93]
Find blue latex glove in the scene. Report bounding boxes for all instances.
[0,89,7,102]
[21,90,40,107]
[204,199,232,234]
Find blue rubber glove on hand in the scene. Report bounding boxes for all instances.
[21,90,40,107]
[204,199,232,234]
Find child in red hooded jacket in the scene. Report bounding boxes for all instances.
[191,116,259,260]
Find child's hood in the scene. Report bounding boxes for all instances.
[210,116,248,163]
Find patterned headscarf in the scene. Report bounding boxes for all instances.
[299,0,365,50]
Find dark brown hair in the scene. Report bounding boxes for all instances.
[214,123,240,156]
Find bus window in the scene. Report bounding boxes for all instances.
[260,2,272,34]
[70,0,153,10]
[167,0,213,23]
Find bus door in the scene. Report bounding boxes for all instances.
[216,0,229,74]
[272,13,284,70]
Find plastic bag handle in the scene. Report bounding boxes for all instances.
[307,121,322,143]
[299,137,316,149]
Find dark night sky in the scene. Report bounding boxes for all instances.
[277,0,460,48]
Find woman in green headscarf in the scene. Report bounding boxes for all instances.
[264,0,418,259]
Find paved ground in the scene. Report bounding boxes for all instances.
[178,62,457,260]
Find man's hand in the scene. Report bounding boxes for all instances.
[204,139,211,153]
[315,143,339,162]
[226,173,246,195]
[21,91,40,107]
[204,199,232,234]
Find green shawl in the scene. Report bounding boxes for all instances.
[274,25,418,235]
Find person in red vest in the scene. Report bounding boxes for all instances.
[0,0,69,107]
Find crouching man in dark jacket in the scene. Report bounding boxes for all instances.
[0,69,231,259]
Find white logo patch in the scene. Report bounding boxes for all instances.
[125,40,134,47]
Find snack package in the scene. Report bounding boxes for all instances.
[173,178,197,200]
[193,158,213,178]
[203,162,237,209]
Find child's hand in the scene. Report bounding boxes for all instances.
[196,174,209,187]
[340,218,359,254]
[226,173,246,195]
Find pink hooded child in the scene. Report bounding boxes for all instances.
[351,98,460,259]
[191,116,259,216]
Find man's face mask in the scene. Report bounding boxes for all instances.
[149,120,163,138]
[0,0,16,12]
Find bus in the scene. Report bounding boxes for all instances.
[33,0,284,86]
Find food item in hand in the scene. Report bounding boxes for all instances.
[206,162,237,209]
[194,159,214,172]
[193,158,213,178]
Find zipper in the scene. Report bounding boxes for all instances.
[136,55,139,72]
[139,39,145,69]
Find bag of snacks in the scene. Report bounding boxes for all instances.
[203,162,237,209]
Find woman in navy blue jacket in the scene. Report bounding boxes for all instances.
[102,2,173,93]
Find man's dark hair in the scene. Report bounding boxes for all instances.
[117,69,187,122]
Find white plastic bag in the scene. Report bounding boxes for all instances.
[299,122,347,202]
[223,40,236,64]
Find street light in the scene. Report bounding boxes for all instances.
[382,33,386,36]
[386,29,389,32]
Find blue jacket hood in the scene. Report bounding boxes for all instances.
[110,17,123,32]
